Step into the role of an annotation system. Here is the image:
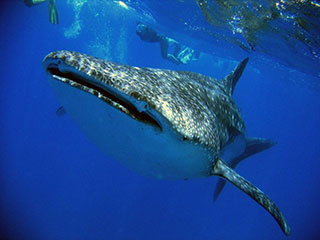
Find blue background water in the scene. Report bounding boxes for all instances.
[1,1,320,239]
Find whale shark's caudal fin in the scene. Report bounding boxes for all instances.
[211,158,291,236]
[214,138,276,201]
[222,57,249,95]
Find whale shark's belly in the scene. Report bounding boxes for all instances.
[50,79,214,179]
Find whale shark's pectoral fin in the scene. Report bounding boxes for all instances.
[214,138,276,201]
[211,158,291,236]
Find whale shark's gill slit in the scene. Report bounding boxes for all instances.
[47,66,162,131]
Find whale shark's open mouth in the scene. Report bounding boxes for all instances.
[46,63,162,131]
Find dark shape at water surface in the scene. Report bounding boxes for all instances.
[195,0,320,77]
[43,50,291,235]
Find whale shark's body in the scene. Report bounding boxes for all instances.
[43,50,290,235]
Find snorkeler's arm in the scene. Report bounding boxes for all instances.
[159,37,181,64]
[48,0,59,24]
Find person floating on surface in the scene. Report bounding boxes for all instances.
[136,23,200,65]
[22,0,59,24]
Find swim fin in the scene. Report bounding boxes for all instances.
[48,0,59,24]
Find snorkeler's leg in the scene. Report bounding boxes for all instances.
[160,38,181,64]
[33,0,46,4]
[23,0,46,7]
[48,0,59,24]
[160,37,181,64]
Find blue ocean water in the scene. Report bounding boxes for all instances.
[1,0,320,239]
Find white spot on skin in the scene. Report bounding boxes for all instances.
[119,72,128,78]
[116,1,129,9]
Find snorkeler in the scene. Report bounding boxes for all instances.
[136,23,199,65]
[22,0,59,24]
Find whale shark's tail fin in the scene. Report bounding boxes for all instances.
[214,137,276,201]
[211,158,291,236]
[222,57,249,95]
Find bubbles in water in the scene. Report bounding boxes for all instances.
[64,0,87,39]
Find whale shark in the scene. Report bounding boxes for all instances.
[43,50,290,235]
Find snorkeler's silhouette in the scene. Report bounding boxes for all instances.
[136,23,199,65]
[23,0,59,24]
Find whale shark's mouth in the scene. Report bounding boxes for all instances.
[46,63,162,131]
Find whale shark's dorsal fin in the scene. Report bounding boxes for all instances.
[211,158,291,236]
[222,57,249,95]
